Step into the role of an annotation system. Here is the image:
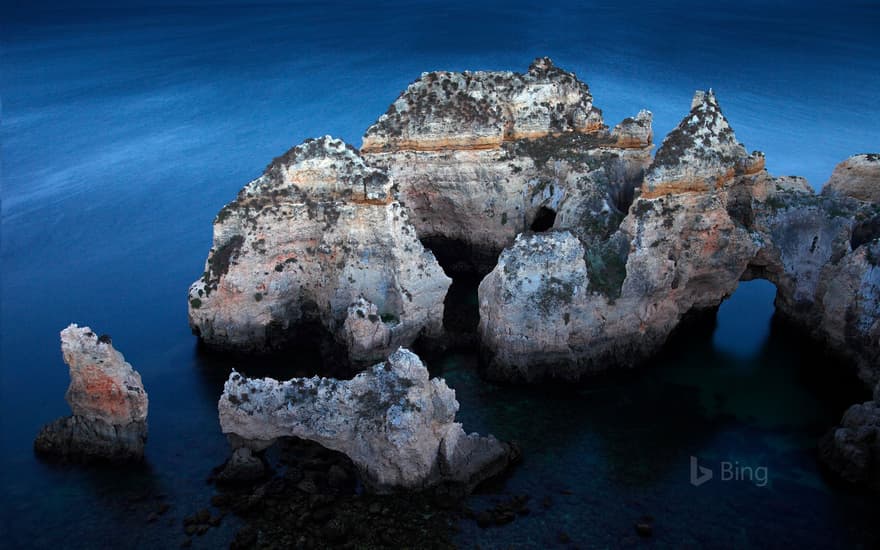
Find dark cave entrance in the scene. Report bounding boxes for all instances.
[419,236,500,348]
[851,215,880,250]
[530,206,557,232]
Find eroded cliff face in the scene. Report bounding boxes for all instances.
[362,58,653,269]
[35,324,148,460]
[218,348,515,493]
[188,136,451,365]
[479,90,880,384]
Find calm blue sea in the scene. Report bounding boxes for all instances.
[2,1,879,548]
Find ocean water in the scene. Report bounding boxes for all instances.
[2,1,879,548]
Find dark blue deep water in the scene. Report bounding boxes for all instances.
[2,2,879,548]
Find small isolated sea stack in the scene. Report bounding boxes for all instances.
[188,136,450,366]
[218,348,515,493]
[35,324,148,461]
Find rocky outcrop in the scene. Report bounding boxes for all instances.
[188,136,451,365]
[822,153,880,203]
[820,384,880,490]
[218,348,515,493]
[479,89,880,384]
[642,90,764,198]
[479,91,760,380]
[361,56,604,153]
[35,324,148,461]
[362,58,653,269]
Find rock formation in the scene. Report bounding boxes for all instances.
[479,89,880,384]
[188,136,451,365]
[822,154,880,203]
[820,383,880,490]
[185,58,880,489]
[35,324,148,461]
[218,348,515,493]
[642,89,764,197]
[362,58,653,271]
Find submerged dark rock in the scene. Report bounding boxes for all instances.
[820,384,880,490]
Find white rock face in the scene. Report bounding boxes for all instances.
[822,153,880,203]
[34,324,148,460]
[188,136,451,364]
[218,348,514,492]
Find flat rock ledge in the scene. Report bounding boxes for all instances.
[218,348,515,493]
[35,324,148,461]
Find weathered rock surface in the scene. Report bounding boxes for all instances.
[820,384,880,490]
[35,324,148,460]
[218,348,515,493]
[479,89,880,384]
[822,153,880,203]
[362,58,653,269]
[362,56,604,153]
[642,89,764,197]
[188,136,451,365]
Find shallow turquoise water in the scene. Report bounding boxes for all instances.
[2,2,879,548]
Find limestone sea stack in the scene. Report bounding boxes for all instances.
[188,136,451,365]
[218,348,515,493]
[362,57,653,271]
[34,324,148,461]
[479,90,880,383]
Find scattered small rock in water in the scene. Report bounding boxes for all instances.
[206,437,464,548]
[635,514,654,537]
[471,494,530,528]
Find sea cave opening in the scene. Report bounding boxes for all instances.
[419,236,501,348]
[851,214,880,250]
[529,206,557,232]
[653,277,868,437]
